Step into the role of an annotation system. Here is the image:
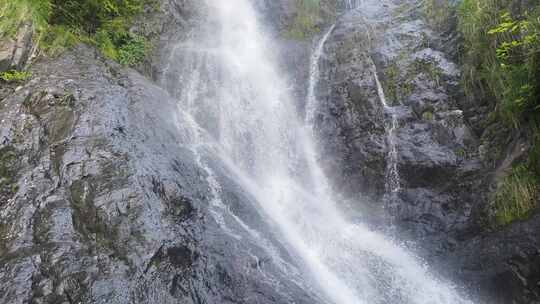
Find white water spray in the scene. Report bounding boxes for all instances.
[164,0,474,303]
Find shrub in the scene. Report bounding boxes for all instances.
[457,0,540,226]
[118,34,148,66]
[0,0,51,38]
[457,0,540,128]
[0,0,155,66]
[41,25,80,57]
[0,70,31,83]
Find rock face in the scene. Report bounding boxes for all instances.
[0,1,335,303]
[0,22,34,72]
[315,0,481,241]
[0,44,328,304]
[451,213,540,303]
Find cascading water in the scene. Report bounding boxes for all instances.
[162,0,475,303]
[343,0,362,9]
[373,68,401,196]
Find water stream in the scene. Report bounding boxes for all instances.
[163,0,475,303]
[373,67,401,196]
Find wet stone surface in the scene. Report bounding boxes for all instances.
[0,44,326,304]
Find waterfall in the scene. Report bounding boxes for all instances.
[306,24,336,127]
[163,0,474,303]
[373,68,401,195]
[343,0,362,9]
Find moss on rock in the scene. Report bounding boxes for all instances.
[0,146,19,203]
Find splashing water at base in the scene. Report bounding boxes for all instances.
[163,0,475,303]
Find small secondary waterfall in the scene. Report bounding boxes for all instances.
[306,24,335,126]
[373,68,401,195]
[163,0,474,303]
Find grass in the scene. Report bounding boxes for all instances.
[0,70,31,82]
[0,0,157,67]
[0,0,51,39]
[493,165,539,226]
[40,25,81,57]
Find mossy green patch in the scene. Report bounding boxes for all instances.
[69,178,129,262]
[455,147,467,158]
[283,0,323,40]
[0,146,19,202]
[410,58,442,87]
[381,63,400,105]
[422,110,434,121]
[40,25,81,57]
[380,58,421,106]
[0,70,31,83]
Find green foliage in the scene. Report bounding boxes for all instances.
[95,29,118,60]
[488,10,539,127]
[49,0,146,33]
[40,25,80,57]
[0,70,31,82]
[0,0,51,38]
[118,34,148,66]
[493,165,539,226]
[283,0,322,40]
[0,0,155,66]
[457,0,540,225]
[457,0,540,128]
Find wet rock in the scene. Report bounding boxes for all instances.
[0,44,324,304]
[314,1,479,237]
[0,22,34,72]
[449,213,540,303]
[315,11,388,204]
[0,146,19,205]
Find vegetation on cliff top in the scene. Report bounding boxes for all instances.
[0,0,155,66]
